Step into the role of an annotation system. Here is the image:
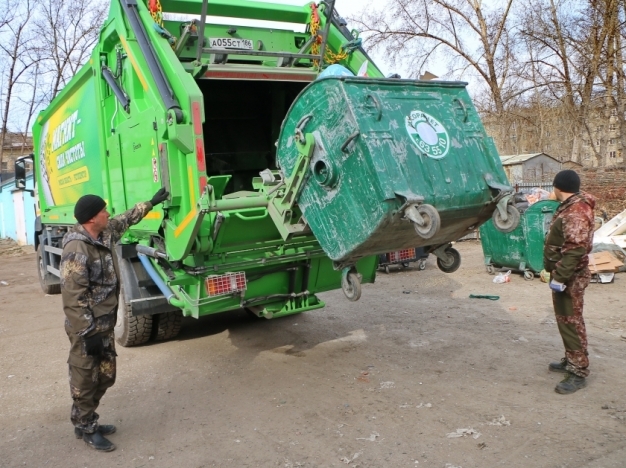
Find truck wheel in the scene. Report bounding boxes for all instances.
[492,205,520,233]
[153,311,183,341]
[436,248,461,273]
[115,285,153,347]
[37,245,60,295]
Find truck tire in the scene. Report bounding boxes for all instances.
[115,284,153,347]
[37,245,61,295]
[152,311,183,341]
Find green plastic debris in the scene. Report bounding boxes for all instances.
[469,294,500,300]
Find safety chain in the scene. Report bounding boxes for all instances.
[309,3,349,66]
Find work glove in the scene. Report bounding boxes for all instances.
[83,334,105,357]
[549,279,567,293]
[149,187,169,206]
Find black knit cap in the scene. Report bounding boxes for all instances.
[74,195,106,224]
[553,170,580,193]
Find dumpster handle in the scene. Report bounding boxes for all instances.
[454,98,468,122]
[365,93,382,121]
[296,113,314,133]
[341,131,360,153]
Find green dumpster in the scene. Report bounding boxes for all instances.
[276,76,514,269]
[479,199,559,279]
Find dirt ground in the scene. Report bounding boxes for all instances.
[1,239,625,468]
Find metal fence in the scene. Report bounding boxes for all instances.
[514,181,554,192]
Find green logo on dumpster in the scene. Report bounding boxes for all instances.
[405,111,450,159]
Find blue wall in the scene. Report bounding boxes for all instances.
[0,174,36,245]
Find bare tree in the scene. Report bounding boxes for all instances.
[0,0,38,177]
[34,0,107,101]
[351,0,517,117]
[516,0,620,166]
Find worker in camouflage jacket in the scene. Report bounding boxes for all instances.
[60,188,168,452]
[543,170,595,395]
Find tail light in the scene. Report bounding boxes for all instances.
[389,248,416,263]
[205,272,247,297]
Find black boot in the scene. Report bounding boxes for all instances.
[75,424,116,439]
[548,358,569,373]
[555,373,587,394]
[82,431,116,452]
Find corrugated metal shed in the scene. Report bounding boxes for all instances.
[499,153,561,183]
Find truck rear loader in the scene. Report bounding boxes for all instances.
[17,0,518,346]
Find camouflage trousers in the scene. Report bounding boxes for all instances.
[552,269,591,377]
[67,330,117,434]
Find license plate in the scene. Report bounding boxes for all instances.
[209,37,254,50]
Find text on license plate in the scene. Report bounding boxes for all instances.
[209,37,254,50]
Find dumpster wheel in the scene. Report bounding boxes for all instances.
[417,259,427,270]
[492,205,520,233]
[486,264,495,275]
[412,204,441,239]
[436,247,461,273]
[341,269,362,301]
[523,270,535,281]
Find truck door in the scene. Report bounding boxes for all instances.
[114,110,161,213]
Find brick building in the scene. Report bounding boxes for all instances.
[0,132,33,182]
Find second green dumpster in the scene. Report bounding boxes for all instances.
[480,199,559,279]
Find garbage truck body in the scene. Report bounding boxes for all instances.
[25,0,516,346]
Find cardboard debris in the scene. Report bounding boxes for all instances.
[588,251,624,273]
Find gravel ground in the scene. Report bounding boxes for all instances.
[0,239,625,467]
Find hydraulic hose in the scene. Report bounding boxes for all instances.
[137,253,184,308]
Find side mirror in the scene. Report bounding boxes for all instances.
[14,154,34,195]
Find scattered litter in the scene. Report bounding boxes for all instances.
[513,336,528,343]
[469,294,499,300]
[379,381,395,389]
[0,281,8,286]
[356,432,380,442]
[403,290,411,294]
[508,306,517,311]
[416,403,432,408]
[540,317,556,325]
[446,428,481,439]
[539,269,550,283]
[356,371,370,383]
[493,270,511,284]
[488,415,511,426]
[621,335,626,342]
[8,375,15,378]
[590,272,615,284]
[478,442,487,449]
[444,464,463,468]
[340,452,361,464]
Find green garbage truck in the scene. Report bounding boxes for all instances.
[18,0,518,347]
